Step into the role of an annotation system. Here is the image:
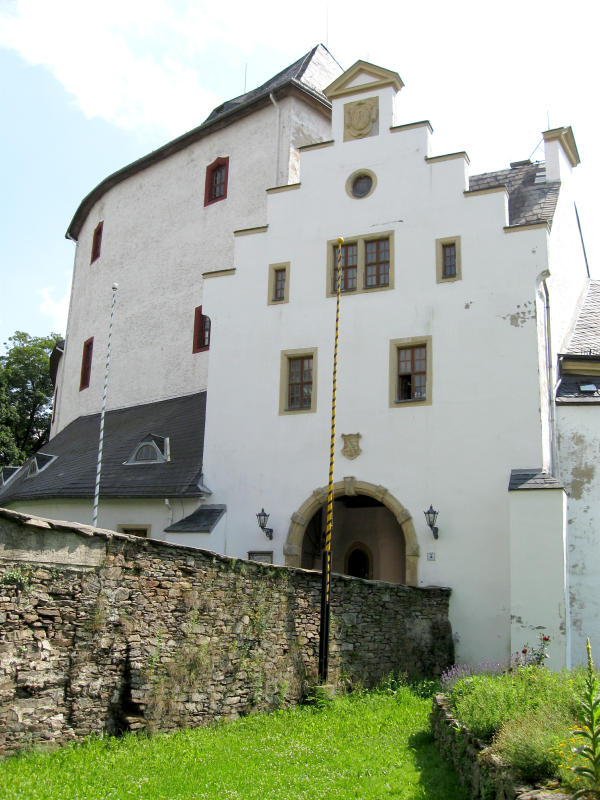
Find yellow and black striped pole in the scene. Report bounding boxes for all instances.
[318,236,343,683]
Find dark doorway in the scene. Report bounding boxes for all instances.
[346,546,371,579]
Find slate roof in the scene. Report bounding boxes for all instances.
[66,44,342,241]
[508,469,564,491]
[165,504,226,533]
[563,281,600,356]
[468,161,560,228]
[0,392,207,505]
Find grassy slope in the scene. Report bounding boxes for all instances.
[0,690,468,800]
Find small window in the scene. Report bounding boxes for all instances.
[79,337,93,391]
[204,157,229,206]
[117,525,150,538]
[279,348,318,415]
[248,551,274,564]
[274,269,286,301]
[91,221,103,263]
[268,262,290,304]
[288,356,313,410]
[193,306,211,352]
[332,243,357,293]
[389,336,432,407]
[25,453,56,478]
[345,169,377,199]
[397,346,427,400]
[125,435,170,464]
[364,238,389,288]
[436,236,462,282]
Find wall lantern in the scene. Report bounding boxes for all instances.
[424,505,439,539]
[256,508,274,540]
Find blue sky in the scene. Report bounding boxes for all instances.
[1,0,598,351]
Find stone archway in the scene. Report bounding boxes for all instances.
[283,477,419,585]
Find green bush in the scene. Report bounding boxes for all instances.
[448,666,581,742]
[491,708,567,783]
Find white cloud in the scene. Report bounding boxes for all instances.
[0,0,221,136]
[38,285,70,336]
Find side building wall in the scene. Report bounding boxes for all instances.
[0,509,453,757]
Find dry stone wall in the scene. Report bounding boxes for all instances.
[0,508,453,756]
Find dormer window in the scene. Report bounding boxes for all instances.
[125,434,170,465]
[25,453,56,478]
[1,466,19,487]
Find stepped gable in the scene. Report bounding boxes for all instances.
[0,392,207,505]
[469,161,560,228]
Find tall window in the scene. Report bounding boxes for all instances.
[442,243,456,279]
[365,238,389,288]
[204,157,229,206]
[397,345,427,401]
[90,221,103,263]
[288,356,313,410]
[333,242,357,292]
[193,306,211,352]
[79,337,94,390]
[273,268,286,301]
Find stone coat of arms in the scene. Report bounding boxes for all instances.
[341,433,362,460]
[344,98,378,139]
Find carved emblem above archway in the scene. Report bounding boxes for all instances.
[341,433,362,460]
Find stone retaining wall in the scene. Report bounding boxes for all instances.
[0,508,453,757]
[431,695,571,800]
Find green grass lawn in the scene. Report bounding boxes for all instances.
[0,688,467,800]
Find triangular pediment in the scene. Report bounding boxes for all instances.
[324,60,403,100]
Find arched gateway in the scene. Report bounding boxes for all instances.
[283,478,419,585]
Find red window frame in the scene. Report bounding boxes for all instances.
[442,242,457,279]
[365,237,389,288]
[333,242,357,292]
[193,306,211,353]
[273,268,286,301]
[397,345,427,401]
[288,356,313,410]
[204,157,229,206]
[90,221,103,263]
[79,337,94,391]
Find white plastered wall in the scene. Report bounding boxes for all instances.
[52,98,332,436]
[202,81,553,666]
[508,487,567,671]
[7,497,206,545]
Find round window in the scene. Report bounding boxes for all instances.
[351,174,373,198]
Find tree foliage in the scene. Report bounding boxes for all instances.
[0,331,63,468]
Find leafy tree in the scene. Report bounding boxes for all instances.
[0,331,63,468]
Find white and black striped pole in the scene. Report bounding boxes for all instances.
[92,282,118,528]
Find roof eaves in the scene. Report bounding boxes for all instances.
[66,67,332,241]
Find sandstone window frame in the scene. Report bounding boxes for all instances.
[326,231,394,297]
[436,236,462,283]
[248,551,274,564]
[279,347,318,415]
[389,335,433,407]
[268,262,290,305]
